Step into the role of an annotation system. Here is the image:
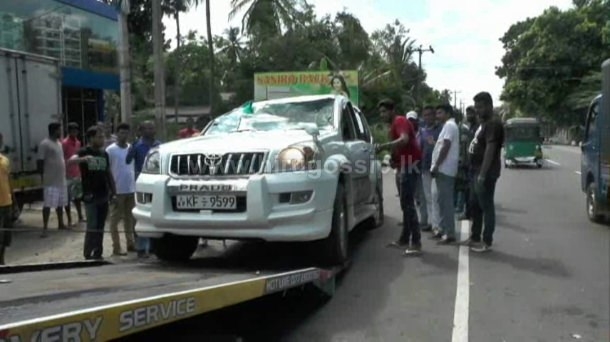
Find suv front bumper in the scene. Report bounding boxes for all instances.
[133,171,337,242]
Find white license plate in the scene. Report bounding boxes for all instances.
[176,195,237,210]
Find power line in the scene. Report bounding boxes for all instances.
[410,44,434,110]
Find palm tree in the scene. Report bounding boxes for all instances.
[171,0,201,122]
[229,0,298,36]
[216,27,244,88]
[205,0,215,115]
[219,27,244,65]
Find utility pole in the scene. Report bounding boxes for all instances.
[152,0,166,140]
[452,90,461,109]
[116,0,132,127]
[412,44,434,111]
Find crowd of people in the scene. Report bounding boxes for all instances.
[376,91,505,255]
[0,119,165,264]
[0,94,503,264]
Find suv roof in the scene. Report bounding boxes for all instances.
[256,94,343,106]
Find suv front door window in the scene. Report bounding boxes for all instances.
[342,102,372,206]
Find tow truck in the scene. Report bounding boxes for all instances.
[0,242,343,341]
[0,78,380,341]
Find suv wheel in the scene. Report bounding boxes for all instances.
[316,183,349,265]
[153,234,199,262]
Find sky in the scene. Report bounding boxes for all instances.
[162,0,574,108]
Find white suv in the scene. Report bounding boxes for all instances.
[133,95,384,264]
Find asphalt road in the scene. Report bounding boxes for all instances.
[128,145,609,342]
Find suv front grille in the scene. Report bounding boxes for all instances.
[170,152,266,176]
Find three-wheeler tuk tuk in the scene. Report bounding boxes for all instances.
[504,117,544,168]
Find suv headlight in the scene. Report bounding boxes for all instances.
[142,151,161,174]
[275,146,318,172]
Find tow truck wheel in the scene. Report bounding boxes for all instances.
[586,182,604,223]
[366,186,384,229]
[316,183,349,265]
[153,234,199,262]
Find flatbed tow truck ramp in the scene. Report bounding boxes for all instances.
[0,243,340,342]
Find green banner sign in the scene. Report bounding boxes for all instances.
[254,70,359,105]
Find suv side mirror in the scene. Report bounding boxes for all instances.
[305,126,320,137]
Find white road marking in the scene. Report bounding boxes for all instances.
[545,159,561,166]
[452,220,470,342]
[575,171,582,175]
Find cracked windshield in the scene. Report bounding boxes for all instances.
[0,0,608,341]
[205,98,336,134]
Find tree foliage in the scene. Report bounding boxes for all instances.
[112,0,452,124]
[497,0,610,125]
[166,4,448,120]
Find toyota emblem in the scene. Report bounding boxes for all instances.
[204,154,223,175]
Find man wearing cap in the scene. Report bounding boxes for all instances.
[406,111,425,223]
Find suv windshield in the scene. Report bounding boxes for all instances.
[204,98,335,135]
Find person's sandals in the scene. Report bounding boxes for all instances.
[470,242,492,253]
[429,231,443,240]
[458,238,475,247]
[437,235,456,245]
[404,244,422,256]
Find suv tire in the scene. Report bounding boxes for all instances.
[316,183,349,265]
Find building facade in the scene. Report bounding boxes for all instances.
[0,0,119,133]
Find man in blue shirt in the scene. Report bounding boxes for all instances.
[127,121,161,178]
[126,121,161,258]
[417,105,442,231]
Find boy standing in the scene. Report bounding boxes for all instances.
[126,121,160,258]
[71,126,116,260]
[106,123,137,256]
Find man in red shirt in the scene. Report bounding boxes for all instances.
[62,122,84,225]
[376,99,423,255]
[178,118,199,139]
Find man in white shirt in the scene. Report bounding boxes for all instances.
[106,123,136,256]
[430,104,460,244]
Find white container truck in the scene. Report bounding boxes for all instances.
[0,48,62,212]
